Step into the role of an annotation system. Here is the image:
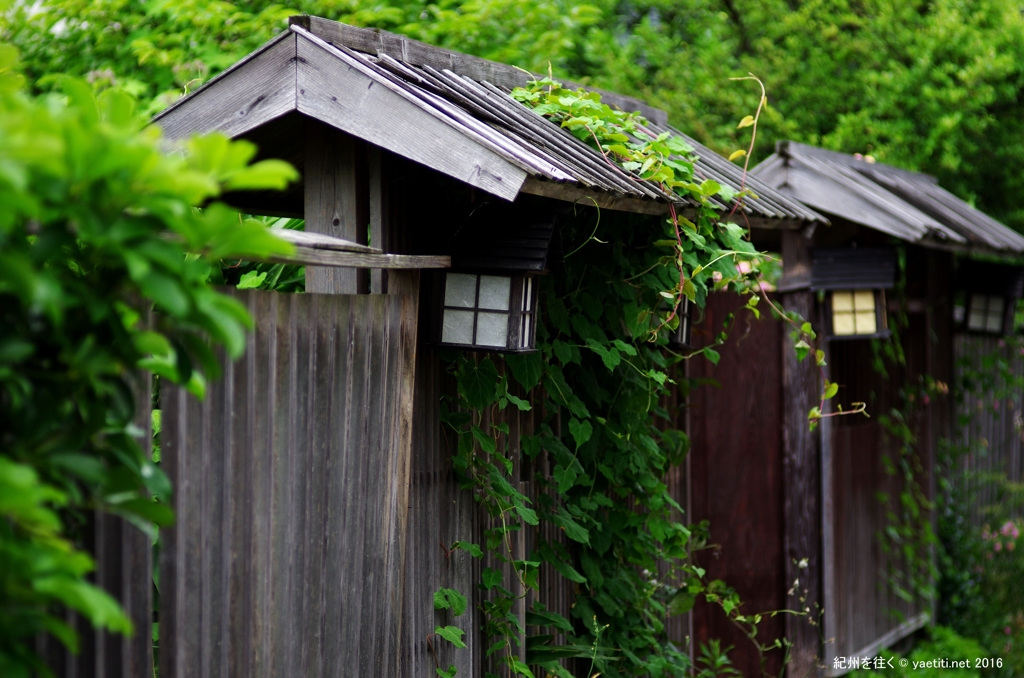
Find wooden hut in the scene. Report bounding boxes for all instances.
[46,16,838,678]
[76,15,828,678]
[682,141,1024,677]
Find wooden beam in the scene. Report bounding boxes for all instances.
[268,250,450,269]
[274,228,380,254]
[779,229,822,678]
[154,33,297,142]
[369,146,389,293]
[304,120,369,293]
[778,227,813,292]
[824,613,930,677]
[519,176,674,215]
[294,29,527,202]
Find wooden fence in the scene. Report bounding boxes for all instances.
[159,290,417,677]
[951,334,1024,526]
[55,290,1020,678]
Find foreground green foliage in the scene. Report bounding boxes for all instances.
[0,46,295,675]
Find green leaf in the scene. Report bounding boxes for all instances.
[515,504,540,526]
[237,270,267,289]
[568,418,593,449]
[505,351,543,390]
[702,347,721,365]
[110,498,175,526]
[481,567,503,590]
[552,508,590,544]
[526,609,574,633]
[737,115,755,129]
[434,625,468,649]
[452,541,483,558]
[459,358,500,409]
[504,392,532,411]
[552,464,578,493]
[471,426,497,454]
[794,339,811,362]
[434,587,468,616]
[823,381,839,400]
[668,590,697,615]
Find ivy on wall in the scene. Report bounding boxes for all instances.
[431,79,797,678]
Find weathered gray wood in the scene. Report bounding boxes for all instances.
[160,290,417,678]
[823,613,929,677]
[778,228,812,293]
[294,31,527,202]
[304,121,365,293]
[780,231,822,678]
[273,228,380,253]
[154,34,297,143]
[369,146,388,293]
[364,54,574,183]
[291,15,668,126]
[819,336,837,671]
[269,249,451,269]
[520,177,674,215]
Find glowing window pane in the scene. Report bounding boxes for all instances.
[853,290,875,311]
[833,311,857,335]
[832,291,854,312]
[854,311,877,334]
[832,289,879,336]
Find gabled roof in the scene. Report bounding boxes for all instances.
[753,141,1024,254]
[153,16,825,228]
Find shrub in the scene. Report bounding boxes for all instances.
[0,44,295,676]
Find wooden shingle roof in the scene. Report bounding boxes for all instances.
[153,16,825,229]
[753,141,1024,254]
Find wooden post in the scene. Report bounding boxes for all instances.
[779,230,822,678]
[304,118,369,294]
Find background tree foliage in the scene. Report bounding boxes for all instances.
[0,41,296,675]
[6,0,1024,229]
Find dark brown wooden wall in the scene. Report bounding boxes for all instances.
[687,291,787,677]
[823,247,950,663]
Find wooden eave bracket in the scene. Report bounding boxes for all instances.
[168,229,450,270]
[270,230,450,269]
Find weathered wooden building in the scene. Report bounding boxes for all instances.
[681,141,1024,677]
[145,19,828,678]
[45,13,1024,678]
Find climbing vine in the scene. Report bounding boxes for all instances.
[869,248,940,607]
[430,78,813,678]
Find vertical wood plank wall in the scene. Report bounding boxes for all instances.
[687,292,787,678]
[160,290,416,678]
[952,334,1024,526]
[824,247,948,665]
